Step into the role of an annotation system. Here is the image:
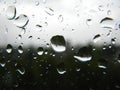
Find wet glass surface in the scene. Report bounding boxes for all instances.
[0,0,120,90]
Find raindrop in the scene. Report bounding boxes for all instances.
[16,68,25,75]
[0,63,5,67]
[37,47,44,55]
[76,68,80,72]
[18,45,23,54]
[107,10,111,15]
[86,19,92,26]
[14,14,29,28]
[57,69,66,74]
[57,63,66,74]
[111,38,116,45]
[50,35,66,52]
[115,21,120,30]
[17,34,22,40]
[58,15,63,22]
[6,44,13,53]
[74,55,92,62]
[98,5,104,11]
[100,17,114,29]
[45,7,54,16]
[35,1,39,6]
[93,34,101,43]
[28,36,33,40]
[36,24,42,28]
[43,0,47,4]
[6,6,16,20]
[74,47,92,62]
[98,65,107,69]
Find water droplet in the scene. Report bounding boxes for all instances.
[16,68,25,75]
[100,17,114,29]
[107,10,111,15]
[17,34,22,40]
[43,0,47,4]
[57,69,66,74]
[86,19,92,26]
[45,7,54,16]
[115,21,120,30]
[50,35,66,52]
[14,14,29,28]
[74,47,92,62]
[6,44,13,53]
[0,63,5,67]
[35,1,39,6]
[6,6,16,20]
[18,45,23,54]
[37,47,44,55]
[28,36,33,40]
[76,68,80,72]
[98,5,104,11]
[98,65,107,69]
[74,55,92,62]
[111,38,116,45]
[98,59,107,69]
[93,34,101,43]
[58,15,63,22]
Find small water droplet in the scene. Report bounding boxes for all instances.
[111,38,116,45]
[6,44,13,53]
[43,0,47,4]
[16,68,25,75]
[57,69,66,74]
[76,68,80,72]
[74,55,92,62]
[100,17,114,29]
[107,10,111,15]
[0,63,5,67]
[17,34,22,40]
[58,15,63,22]
[45,7,54,16]
[35,1,39,6]
[37,47,44,55]
[86,19,92,26]
[18,45,23,54]
[50,35,66,52]
[28,36,33,40]
[14,14,29,28]
[93,34,101,43]
[6,6,16,20]
[98,65,107,69]
[115,21,120,30]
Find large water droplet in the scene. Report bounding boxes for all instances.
[93,34,101,43]
[14,14,29,28]
[18,45,23,54]
[6,6,16,20]
[37,47,44,55]
[111,38,116,45]
[100,17,114,29]
[50,35,66,52]
[6,44,13,53]
[74,47,92,62]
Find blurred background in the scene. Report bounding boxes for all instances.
[0,0,120,90]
